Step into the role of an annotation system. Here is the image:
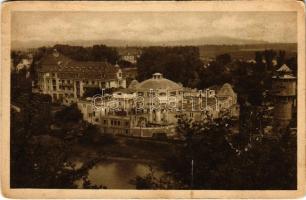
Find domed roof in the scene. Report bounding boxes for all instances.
[136,73,183,91]
[128,79,139,89]
[217,83,236,97]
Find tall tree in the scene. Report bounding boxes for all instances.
[54,103,83,124]
[134,114,297,189]
[137,46,203,88]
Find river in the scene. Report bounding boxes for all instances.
[74,159,163,189]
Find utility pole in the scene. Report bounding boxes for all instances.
[191,159,194,189]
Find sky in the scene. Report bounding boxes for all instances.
[12,11,297,45]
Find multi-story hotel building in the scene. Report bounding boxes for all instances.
[77,73,240,138]
[37,50,126,104]
[37,50,239,138]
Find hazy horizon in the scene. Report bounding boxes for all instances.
[12,11,297,49]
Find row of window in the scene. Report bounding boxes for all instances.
[58,94,73,98]
[48,79,99,85]
[83,80,98,85]
[137,91,178,97]
[45,78,117,88]
[59,86,74,90]
[98,118,130,127]
[111,120,121,126]
[60,79,73,84]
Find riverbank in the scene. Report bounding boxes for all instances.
[73,157,164,189]
[69,135,181,165]
[69,136,175,189]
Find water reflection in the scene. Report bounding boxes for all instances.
[75,159,163,189]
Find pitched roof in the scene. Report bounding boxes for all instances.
[128,79,139,90]
[273,64,296,79]
[115,88,136,94]
[40,52,72,70]
[39,51,119,80]
[276,64,292,73]
[217,83,236,98]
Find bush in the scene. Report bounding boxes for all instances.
[54,104,82,124]
[80,125,116,145]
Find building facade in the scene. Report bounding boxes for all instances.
[271,64,297,132]
[77,73,239,138]
[37,50,126,104]
[37,51,239,138]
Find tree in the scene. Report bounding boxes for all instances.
[255,51,263,64]
[118,59,134,68]
[277,50,286,67]
[286,55,297,76]
[11,98,101,188]
[53,44,120,64]
[91,44,120,64]
[134,113,297,189]
[167,114,235,189]
[81,124,116,145]
[132,165,184,189]
[83,87,102,98]
[81,124,101,144]
[11,69,32,101]
[263,49,277,71]
[134,113,236,189]
[10,72,102,188]
[54,104,83,124]
[216,53,231,65]
[137,46,203,88]
[235,129,296,189]
[11,51,23,68]
[31,46,48,85]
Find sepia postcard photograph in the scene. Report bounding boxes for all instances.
[1,1,305,198]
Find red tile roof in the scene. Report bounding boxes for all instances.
[38,52,120,80]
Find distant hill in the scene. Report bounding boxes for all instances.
[198,43,297,59]
[12,36,268,50]
[12,38,297,61]
[116,43,297,61]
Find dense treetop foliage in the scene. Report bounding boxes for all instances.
[10,71,104,188]
[10,45,297,189]
[54,103,83,124]
[136,47,297,108]
[53,44,120,65]
[137,46,202,88]
[134,114,296,189]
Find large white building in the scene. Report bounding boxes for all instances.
[77,73,240,138]
[37,50,126,104]
[37,50,239,138]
